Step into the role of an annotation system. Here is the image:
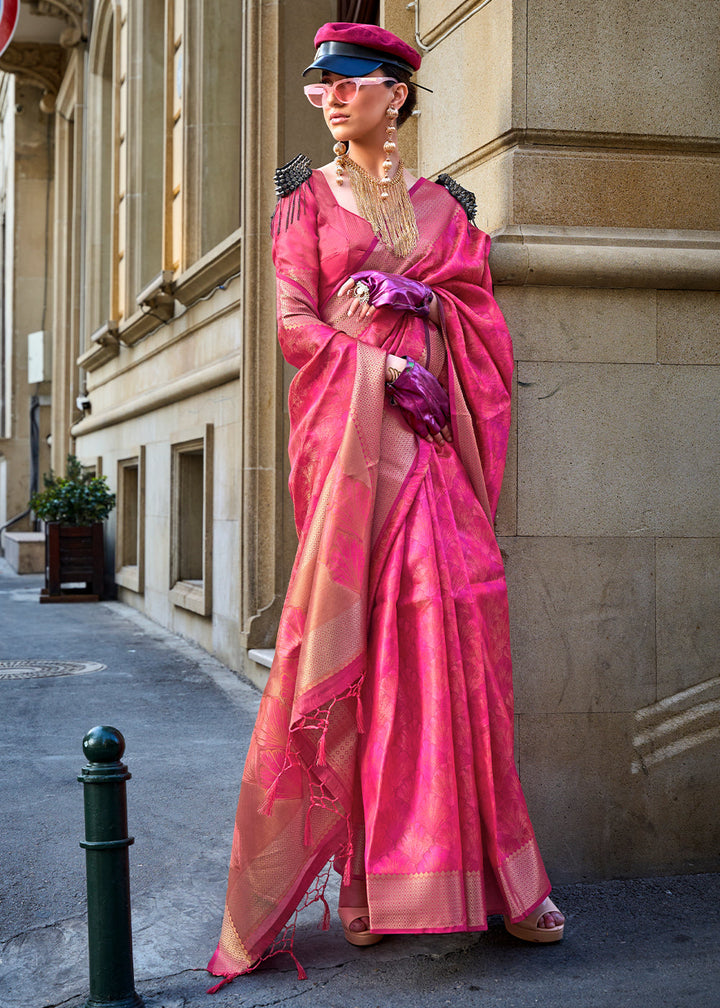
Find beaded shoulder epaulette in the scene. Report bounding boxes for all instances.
[274,154,312,197]
[436,173,477,225]
[271,155,313,236]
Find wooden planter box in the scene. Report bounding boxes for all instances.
[40,522,105,603]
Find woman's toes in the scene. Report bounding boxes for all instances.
[348,916,370,932]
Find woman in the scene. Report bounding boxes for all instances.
[208,22,564,987]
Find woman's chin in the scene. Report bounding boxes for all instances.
[327,124,353,142]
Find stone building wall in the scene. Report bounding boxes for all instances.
[64,0,335,673]
[1,0,717,882]
[400,0,720,880]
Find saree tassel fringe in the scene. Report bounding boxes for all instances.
[356,692,365,733]
[289,952,308,981]
[320,895,331,931]
[316,730,327,766]
[258,777,279,817]
[206,974,238,994]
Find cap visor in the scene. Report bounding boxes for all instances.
[302,54,383,77]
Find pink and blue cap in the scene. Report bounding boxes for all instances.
[303,22,422,78]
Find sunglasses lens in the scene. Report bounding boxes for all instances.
[304,86,325,108]
[332,79,358,103]
[304,78,370,107]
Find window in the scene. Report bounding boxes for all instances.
[85,0,117,339]
[337,1,379,22]
[175,0,242,278]
[116,4,128,319]
[166,0,185,273]
[115,0,174,346]
[79,457,102,479]
[116,448,145,593]
[128,2,165,304]
[195,0,242,257]
[83,0,244,352]
[170,424,213,615]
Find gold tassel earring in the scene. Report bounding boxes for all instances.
[334,141,347,185]
[380,106,399,199]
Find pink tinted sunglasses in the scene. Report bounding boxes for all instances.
[304,76,397,108]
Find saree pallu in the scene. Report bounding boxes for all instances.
[208,172,550,985]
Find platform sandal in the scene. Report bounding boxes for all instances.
[504,896,565,943]
[338,906,384,947]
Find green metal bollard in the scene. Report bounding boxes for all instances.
[78,726,143,1008]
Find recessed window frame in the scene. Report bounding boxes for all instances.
[84,0,119,345]
[126,0,165,314]
[170,0,242,304]
[116,447,145,593]
[169,423,213,616]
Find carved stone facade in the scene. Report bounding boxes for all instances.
[0,0,86,111]
[0,42,66,112]
[26,2,87,47]
[0,0,718,881]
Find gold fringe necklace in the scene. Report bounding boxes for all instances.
[340,155,419,258]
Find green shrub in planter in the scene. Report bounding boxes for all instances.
[30,455,116,525]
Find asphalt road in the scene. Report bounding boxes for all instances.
[1,558,718,1008]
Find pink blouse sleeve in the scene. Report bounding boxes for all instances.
[271,178,357,370]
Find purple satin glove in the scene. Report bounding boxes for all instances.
[388,358,450,440]
[351,270,433,317]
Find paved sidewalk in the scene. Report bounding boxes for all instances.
[1,557,718,1008]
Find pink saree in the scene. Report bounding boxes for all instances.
[208,171,551,985]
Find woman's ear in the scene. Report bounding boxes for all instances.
[392,82,409,108]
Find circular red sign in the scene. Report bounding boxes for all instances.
[0,0,20,59]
